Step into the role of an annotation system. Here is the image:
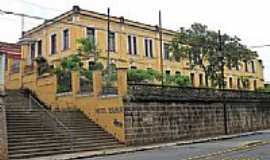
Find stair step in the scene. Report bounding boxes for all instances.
[8,132,112,140]
[8,148,72,160]
[8,135,70,142]
[6,90,124,160]
[8,136,116,146]
[8,133,67,139]
[8,128,105,134]
[9,139,119,151]
[9,142,123,158]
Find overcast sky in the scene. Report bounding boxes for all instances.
[0,0,269,81]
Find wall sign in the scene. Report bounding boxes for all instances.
[96,107,123,114]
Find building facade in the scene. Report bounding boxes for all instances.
[0,54,4,92]
[19,6,264,90]
[0,42,21,90]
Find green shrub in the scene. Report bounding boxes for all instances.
[127,69,154,82]
[89,62,104,71]
[256,86,270,92]
[164,74,175,85]
[147,69,162,81]
[128,69,191,87]
[174,75,191,87]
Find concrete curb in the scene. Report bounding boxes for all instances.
[28,130,269,160]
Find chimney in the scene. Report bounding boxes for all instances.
[72,5,80,13]
[120,16,125,23]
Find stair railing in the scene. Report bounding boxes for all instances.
[28,94,74,151]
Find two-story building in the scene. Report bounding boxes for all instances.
[17,6,264,90]
[0,42,21,91]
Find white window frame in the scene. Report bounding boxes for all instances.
[36,39,43,57]
[62,28,70,51]
[127,34,137,55]
[50,32,57,55]
[144,38,154,58]
[85,26,98,45]
[251,60,256,73]
[163,42,171,60]
[27,44,35,65]
[107,31,117,53]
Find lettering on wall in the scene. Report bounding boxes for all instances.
[95,107,124,128]
[95,107,123,114]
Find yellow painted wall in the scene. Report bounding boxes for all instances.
[4,57,22,90]
[21,70,126,143]
[21,9,264,91]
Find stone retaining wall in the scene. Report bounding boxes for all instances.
[0,94,8,160]
[124,84,270,145]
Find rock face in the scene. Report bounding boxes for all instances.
[124,84,270,145]
[0,95,8,160]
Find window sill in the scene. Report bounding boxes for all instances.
[144,56,155,60]
[56,92,72,97]
[105,49,117,53]
[50,53,58,56]
[76,92,94,97]
[98,94,119,99]
[62,48,70,52]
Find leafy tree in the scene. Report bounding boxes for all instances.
[170,23,257,88]
[35,56,51,76]
[77,38,100,60]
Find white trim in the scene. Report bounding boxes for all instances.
[50,32,57,55]
[26,44,30,65]
[107,31,117,53]
[85,26,98,45]
[127,34,137,55]
[162,42,171,60]
[62,28,70,51]
[144,37,154,58]
[35,38,42,57]
[252,60,256,73]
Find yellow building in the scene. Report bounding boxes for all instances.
[2,6,266,145]
[0,42,21,91]
[19,6,264,90]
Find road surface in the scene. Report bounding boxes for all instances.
[80,131,270,160]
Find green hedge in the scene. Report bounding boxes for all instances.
[127,69,191,87]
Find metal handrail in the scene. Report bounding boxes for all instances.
[28,94,74,151]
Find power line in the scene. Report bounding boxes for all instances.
[2,8,270,49]
[0,8,169,42]
[249,45,270,49]
[12,0,62,13]
[0,9,45,20]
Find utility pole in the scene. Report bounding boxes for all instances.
[218,30,228,135]
[0,9,44,37]
[21,15,25,36]
[159,10,164,87]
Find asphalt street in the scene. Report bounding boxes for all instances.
[81,131,270,160]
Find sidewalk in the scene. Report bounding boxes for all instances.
[27,130,269,160]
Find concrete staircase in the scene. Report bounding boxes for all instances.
[5,90,124,159]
